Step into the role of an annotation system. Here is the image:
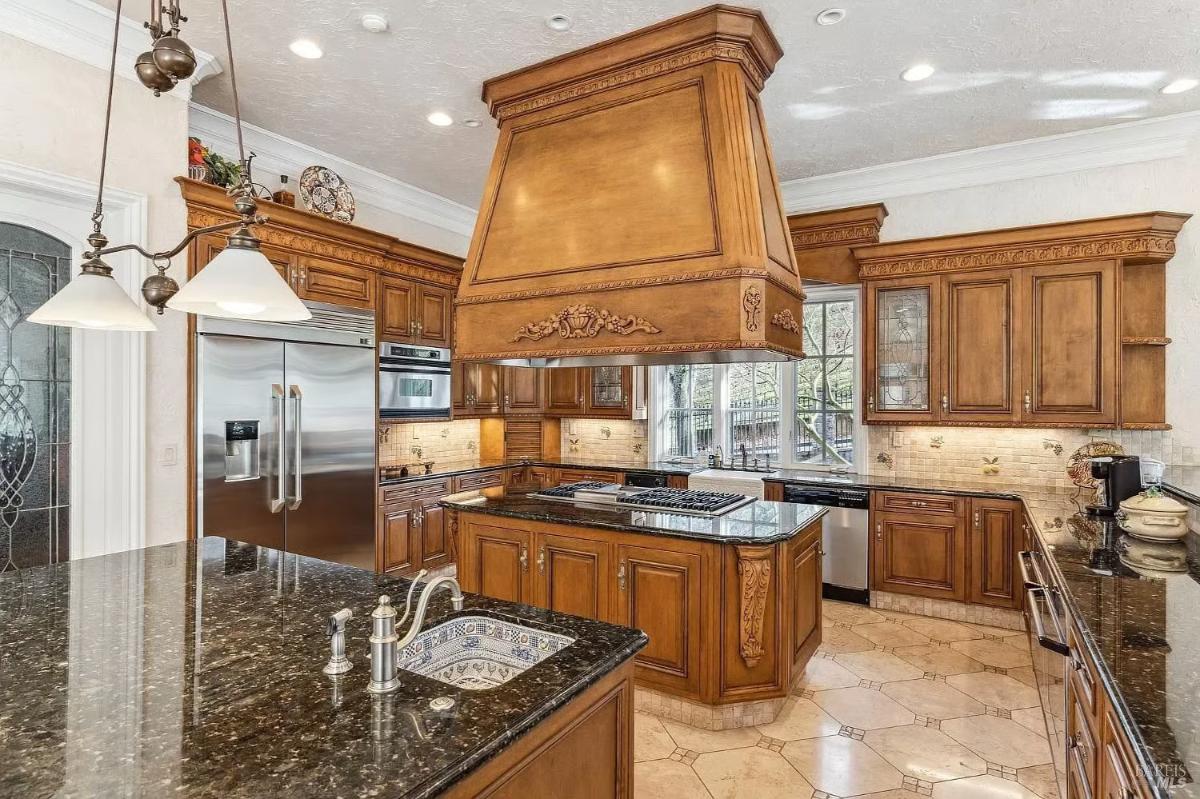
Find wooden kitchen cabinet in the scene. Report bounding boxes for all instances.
[296,255,375,309]
[543,366,647,419]
[533,532,615,623]
[460,524,533,604]
[379,504,418,573]
[614,542,705,697]
[453,362,504,416]
[503,366,544,414]
[967,497,1023,608]
[944,270,1017,422]
[379,275,453,346]
[377,478,455,575]
[788,528,823,664]
[418,496,450,570]
[864,276,941,424]
[545,368,587,415]
[871,492,967,601]
[415,283,452,346]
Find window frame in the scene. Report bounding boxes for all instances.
[649,285,864,473]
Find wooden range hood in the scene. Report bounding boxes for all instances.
[455,5,805,366]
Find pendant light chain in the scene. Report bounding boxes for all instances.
[219,0,248,175]
[92,0,123,236]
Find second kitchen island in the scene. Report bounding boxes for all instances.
[443,488,827,728]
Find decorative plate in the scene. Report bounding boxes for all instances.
[1065,441,1125,489]
[298,165,355,223]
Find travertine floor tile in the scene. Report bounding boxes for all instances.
[940,715,1053,769]
[932,773,1042,799]
[660,718,761,753]
[853,621,933,648]
[693,746,814,799]
[882,678,986,720]
[634,758,711,799]
[1017,763,1060,799]
[635,712,678,762]
[945,672,1040,710]
[757,697,841,741]
[864,724,987,782]
[893,644,985,677]
[1010,707,1049,738]
[824,600,887,626]
[836,650,925,683]
[901,617,985,643]
[1006,666,1038,688]
[949,639,1033,669]
[812,686,916,730]
[783,735,905,796]
[798,656,863,691]
[821,626,876,654]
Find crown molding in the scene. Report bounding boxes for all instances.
[781,112,1200,213]
[188,103,478,240]
[0,0,220,98]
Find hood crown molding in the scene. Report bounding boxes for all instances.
[0,0,219,97]
[457,5,804,366]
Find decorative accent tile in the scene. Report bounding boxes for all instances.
[757,735,786,753]
[839,725,866,740]
[987,763,1019,781]
[903,775,935,796]
[986,706,1013,719]
[915,716,942,729]
[984,665,1010,675]
[859,679,885,690]
[668,747,699,765]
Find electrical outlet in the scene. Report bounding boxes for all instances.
[890,430,905,448]
[160,444,178,466]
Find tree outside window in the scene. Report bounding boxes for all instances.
[795,300,854,466]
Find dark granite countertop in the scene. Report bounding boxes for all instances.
[380,459,514,485]
[0,536,646,799]
[378,458,710,486]
[442,487,827,545]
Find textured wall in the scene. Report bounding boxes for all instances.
[560,419,649,464]
[378,419,482,467]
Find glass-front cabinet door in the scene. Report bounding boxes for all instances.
[585,366,630,416]
[864,276,941,423]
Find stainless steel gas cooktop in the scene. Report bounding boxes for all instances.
[530,482,754,517]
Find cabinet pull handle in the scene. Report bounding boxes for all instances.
[299,265,307,285]
[867,393,875,413]
[519,546,528,573]
[504,394,510,408]
[537,546,545,574]
[416,320,423,335]
[973,510,980,526]
[1023,389,1032,414]
[617,561,627,591]
[875,522,882,541]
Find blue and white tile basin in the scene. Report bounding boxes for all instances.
[398,615,575,691]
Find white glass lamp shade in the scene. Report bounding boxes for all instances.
[167,245,311,321]
[27,271,156,331]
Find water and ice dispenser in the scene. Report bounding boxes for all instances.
[224,420,260,482]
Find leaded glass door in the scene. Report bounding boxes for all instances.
[864,276,941,423]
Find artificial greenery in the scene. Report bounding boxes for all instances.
[202,149,241,188]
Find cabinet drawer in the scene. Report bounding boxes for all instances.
[558,468,623,485]
[875,490,961,516]
[298,256,375,309]
[380,477,452,506]
[455,470,505,492]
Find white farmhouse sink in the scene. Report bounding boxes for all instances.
[688,468,779,499]
[397,616,574,691]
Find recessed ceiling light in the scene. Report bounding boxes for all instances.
[815,8,846,26]
[426,111,454,127]
[288,39,323,59]
[1161,78,1199,95]
[462,118,482,128]
[901,63,936,82]
[360,13,389,33]
[546,14,572,32]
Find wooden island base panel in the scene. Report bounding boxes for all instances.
[449,506,825,730]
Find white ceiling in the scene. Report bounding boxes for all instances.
[105,0,1200,207]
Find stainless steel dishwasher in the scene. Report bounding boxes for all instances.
[782,484,871,604]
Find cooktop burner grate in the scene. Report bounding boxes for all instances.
[615,487,751,514]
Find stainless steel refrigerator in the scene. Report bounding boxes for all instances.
[196,302,377,570]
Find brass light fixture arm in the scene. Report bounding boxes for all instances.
[92,214,270,262]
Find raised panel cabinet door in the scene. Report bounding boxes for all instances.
[463,525,532,604]
[790,532,822,663]
[503,366,544,414]
[533,533,614,622]
[451,361,473,415]
[545,368,587,415]
[380,277,416,340]
[474,363,504,415]
[944,271,1017,422]
[871,512,966,601]
[586,366,632,416]
[615,544,703,696]
[1021,261,1117,425]
[296,256,376,309]
[864,276,942,424]
[968,498,1022,608]
[418,499,450,570]
[380,505,418,573]
[415,282,452,346]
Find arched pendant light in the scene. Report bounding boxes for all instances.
[29,0,309,331]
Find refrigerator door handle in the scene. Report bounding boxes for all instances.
[288,384,304,510]
[270,384,286,513]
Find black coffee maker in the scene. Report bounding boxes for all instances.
[1087,456,1142,516]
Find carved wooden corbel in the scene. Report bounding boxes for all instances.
[736,546,773,668]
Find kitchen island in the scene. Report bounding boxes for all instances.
[0,536,646,799]
[443,488,827,729]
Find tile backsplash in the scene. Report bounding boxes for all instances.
[560,419,649,463]
[865,426,1190,486]
[379,419,481,467]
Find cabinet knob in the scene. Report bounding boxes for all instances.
[1023,390,1032,413]
[875,522,882,541]
[537,546,545,574]
[973,510,980,526]
[617,560,627,591]
[519,546,529,573]
[867,393,875,413]
[504,394,510,408]
[941,394,949,413]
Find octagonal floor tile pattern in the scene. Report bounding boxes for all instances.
[635,600,1055,799]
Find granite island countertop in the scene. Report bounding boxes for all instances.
[441,487,827,545]
[0,536,646,799]
[763,467,1200,799]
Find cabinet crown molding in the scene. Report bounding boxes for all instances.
[854,211,1190,278]
[787,203,887,284]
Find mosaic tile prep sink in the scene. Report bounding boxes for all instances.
[397,615,575,690]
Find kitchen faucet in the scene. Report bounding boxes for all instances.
[366,570,465,694]
[740,443,748,469]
